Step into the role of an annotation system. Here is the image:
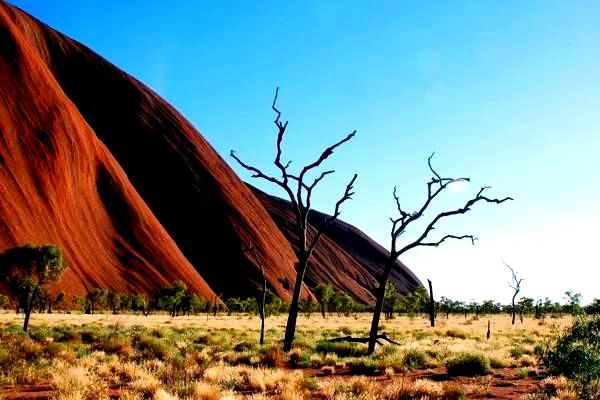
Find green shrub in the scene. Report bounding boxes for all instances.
[80,329,100,344]
[315,341,368,357]
[533,343,546,358]
[446,352,491,377]
[94,334,134,357]
[303,376,320,391]
[402,349,427,370]
[544,317,600,399]
[134,333,172,360]
[233,341,256,352]
[511,346,525,359]
[347,358,380,375]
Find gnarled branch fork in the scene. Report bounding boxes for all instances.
[231,87,357,231]
[390,154,513,257]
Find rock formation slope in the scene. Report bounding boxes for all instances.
[0,2,420,303]
[0,2,302,300]
[0,4,215,297]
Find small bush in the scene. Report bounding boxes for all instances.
[233,341,255,352]
[510,346,525,359]
[134,334,172,360]
[442,381,467,400]
[402,349,427,370]
[260,345,285,367]
[446,329,468,339]
[446,352,491,377]
[533,343,546,358]
[303,376,319,391]
[347,358,380,375]
[315,341,367,357]
[544,317,600,399]
[94,335,134,358]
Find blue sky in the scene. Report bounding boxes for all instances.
[12,1,600,304]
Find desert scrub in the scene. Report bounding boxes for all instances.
[445,328,468,339]
[347,357,380,375]
[51,360,108,400]
[134,333,173,360]
[446,352,491,377]
[315,341,368,357]
[544,317,600,399]
[402,349,428,370]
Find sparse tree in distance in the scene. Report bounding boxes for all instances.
[86,288,108,315]
[0,244,67,332]
[363,154,512,354]
[504,261,523,325]
[132,293,150,316]
[231,88,357,351]
[314,283,334,318]
[383,281,400,319]
[564,290,584,316]
[157,281,188,317]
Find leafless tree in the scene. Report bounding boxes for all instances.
[361,154,512,354]
[427,279,435,327]
[243,243,267,345]
[504,261,523,325]
[230,88,357,351]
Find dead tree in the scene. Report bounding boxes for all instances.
[361,154,512,354]
[243,243,267,345]
[427,279,435,327]
[504,261,523,325]
[231,88,357,352]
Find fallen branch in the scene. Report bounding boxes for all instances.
[327,334,401,346]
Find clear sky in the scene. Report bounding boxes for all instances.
[12,1,600,304]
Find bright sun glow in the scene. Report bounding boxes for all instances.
[448,178,469,193]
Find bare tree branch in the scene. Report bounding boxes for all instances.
[419,234,477,247]
[272,87,291,181]
[307,174,357,257]
[503,260,523,290]
[395,187,513,256]
[428,152,442,183]
[297,131,356,189]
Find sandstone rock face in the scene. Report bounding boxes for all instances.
[0,2,420,302]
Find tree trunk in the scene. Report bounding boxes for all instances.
[367,257,395,355]
[320,303,326,319]
[427,279,435,327]
[23,291,35,332]
[23,305,32,332]
[283,252,308,352]
[259,275,266,345]
[511,295,517,325]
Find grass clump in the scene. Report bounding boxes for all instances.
[446,328,468,339]
[133,333,173,360]
[446,352,491,377]
[402,349,428,370]
[315,340,367,357]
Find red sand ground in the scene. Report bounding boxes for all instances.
[1,368,543,399]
